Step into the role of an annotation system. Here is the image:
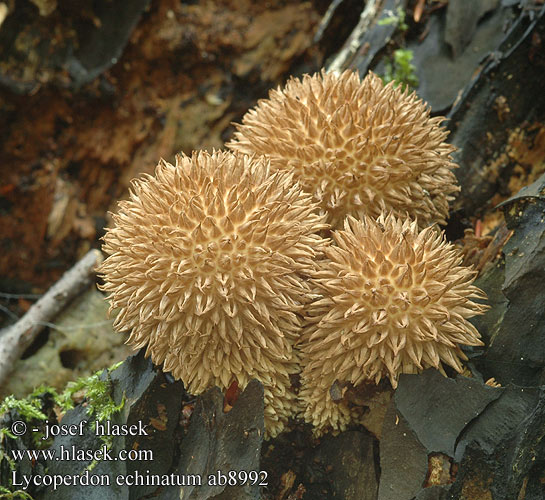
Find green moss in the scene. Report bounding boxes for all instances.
[376,6,419,92]
[0,390,47,495]
[0,360,125,432]
[0,361,124,419]
[57,362,125,471]
[0,360,125,481]
[56,361,126,467]
[0,396,47,423]
[382,48,419,91]
[0,428,16,471]
[57,365,125,422]
[0,390,51,448]
[0,360,125,421]
[0,487,34,500]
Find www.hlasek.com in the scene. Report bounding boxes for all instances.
[7,418,268,491]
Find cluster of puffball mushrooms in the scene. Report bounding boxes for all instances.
[99,70,488,438]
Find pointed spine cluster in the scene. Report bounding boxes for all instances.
[100,69,489,439]
[298,214,487,435]
[228,70,459,229]
[99,151,328,437]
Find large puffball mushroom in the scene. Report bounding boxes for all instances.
[228,70,460,229]
[298,213,488,436]
[98,150,328,438]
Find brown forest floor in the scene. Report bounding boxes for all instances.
[0,0,333,303]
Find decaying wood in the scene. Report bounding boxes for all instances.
[326,0,384,73]
[0,249,103,389]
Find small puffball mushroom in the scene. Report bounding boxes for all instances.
[228,70,460,229]
[298,213,488,435]
[98,150,328,438]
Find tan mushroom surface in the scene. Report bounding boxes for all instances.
[228,70,459,229]
[299,214,488,435]
[99,150,328,437]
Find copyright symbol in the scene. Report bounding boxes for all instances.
[11,421,27,436]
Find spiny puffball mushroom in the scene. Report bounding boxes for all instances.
[298,213,488,435]
[227,70,460,229]
[98,150,328,438]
